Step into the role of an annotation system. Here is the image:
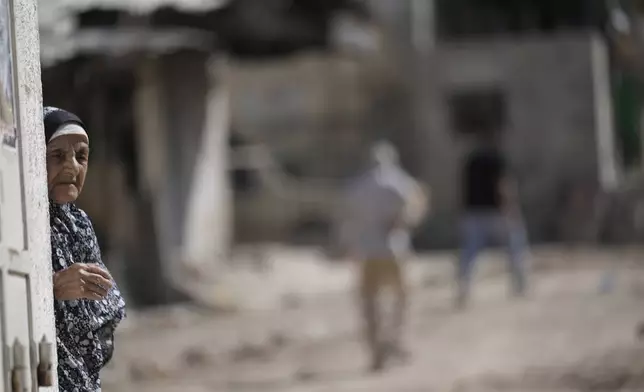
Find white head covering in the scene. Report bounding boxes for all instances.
[49,123,88,143]
[370,140,399,167]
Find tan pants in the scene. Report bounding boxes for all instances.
[359,259,407,369]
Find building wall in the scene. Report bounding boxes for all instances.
[415,33,617,247]
[13,0,57,387]
[160,52,210,255]
[225,33,615,248]
[228,54,378,244]
[226,33,617,248]
[180,57,232,276]
[229,54,371,178]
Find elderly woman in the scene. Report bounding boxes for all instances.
[44,107,125,391]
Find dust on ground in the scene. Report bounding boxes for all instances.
[102,247,644,392]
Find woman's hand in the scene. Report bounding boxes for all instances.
[53,263,114,301]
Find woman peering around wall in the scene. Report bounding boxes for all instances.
[44,107,126,391]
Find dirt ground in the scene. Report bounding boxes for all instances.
[102,247,644,392]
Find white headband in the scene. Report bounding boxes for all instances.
[49,123,88,143]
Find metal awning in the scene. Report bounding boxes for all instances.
[40,0,229,17]
[58,0,229,12]
[40,27,217,67]
[38,0,230,40]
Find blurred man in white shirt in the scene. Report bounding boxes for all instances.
[334,141,429,372]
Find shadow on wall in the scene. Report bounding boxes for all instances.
[123,193,192,308]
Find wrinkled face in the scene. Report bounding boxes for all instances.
[46,133,89,204]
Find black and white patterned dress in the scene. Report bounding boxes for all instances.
[50,202,126,392]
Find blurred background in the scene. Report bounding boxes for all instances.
[35,0,644,390]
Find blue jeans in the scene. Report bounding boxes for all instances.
[457,212,528,302]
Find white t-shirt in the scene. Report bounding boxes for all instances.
[338,165,424,260]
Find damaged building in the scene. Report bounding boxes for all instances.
[220,0,627,248]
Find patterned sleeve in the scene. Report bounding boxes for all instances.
[73,207,126,367]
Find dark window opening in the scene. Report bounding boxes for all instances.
[448,88,506,136]
[231,169,259,193]
[229,132,260,194]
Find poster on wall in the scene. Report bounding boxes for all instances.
[0,0,16,149]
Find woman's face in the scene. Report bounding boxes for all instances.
[46,133,89,204]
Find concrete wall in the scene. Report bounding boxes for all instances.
[229,54,371,179]
[415,33,619,247]
[180,57,232,276]
[223,32,616,249]
[160,52,210,255]
[227,55,377,244]
[14,0,57,387]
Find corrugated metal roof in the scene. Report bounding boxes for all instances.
[40,0,229,16]
[40,27,217,66]
[38,0,229,35]
[38,0,227,65]
[63,0,229,13]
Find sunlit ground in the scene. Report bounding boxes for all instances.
[103,247,644,392]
